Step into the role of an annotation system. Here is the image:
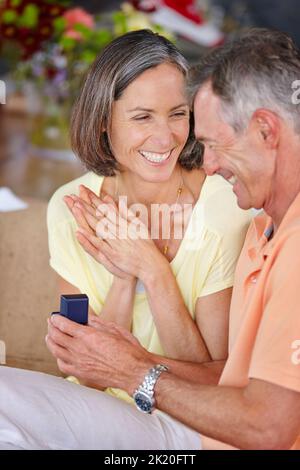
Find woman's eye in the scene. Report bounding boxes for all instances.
[171,111,187,118]
[133,115,150,121]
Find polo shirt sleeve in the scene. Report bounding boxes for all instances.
[249,231,300,392]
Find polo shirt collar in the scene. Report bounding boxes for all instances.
[248,190,300,263]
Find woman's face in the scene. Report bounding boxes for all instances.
[109,62,190,183]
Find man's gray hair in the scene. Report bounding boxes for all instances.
[188,28,300,133]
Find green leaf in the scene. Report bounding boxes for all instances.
[92,29,112,47]
[73,23,92,39]
[112,11,127,35]
[11,0,22,7]
[2,10,18,24]
[53,17,67,34]
[60,35,76,51]
[18,4,39,29]
[81,49,97,64]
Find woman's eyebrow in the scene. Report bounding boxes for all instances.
[127,107,153,113]
[169,103,189,110]
[127,103,189,113]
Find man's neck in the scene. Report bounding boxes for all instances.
[267,184,300,234]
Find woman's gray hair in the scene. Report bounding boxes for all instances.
[71,29,203,176]
[188,28,300,134]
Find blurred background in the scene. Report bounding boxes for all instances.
[1,0,300,201]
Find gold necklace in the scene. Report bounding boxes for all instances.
[114,170,184,257]
[162,174,184,256]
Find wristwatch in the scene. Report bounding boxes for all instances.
[133,364,169,414]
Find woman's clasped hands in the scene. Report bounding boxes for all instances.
[63,184,168,284]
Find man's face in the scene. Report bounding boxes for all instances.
[193,83,275,210]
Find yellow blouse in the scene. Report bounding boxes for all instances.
[47,171,253,402]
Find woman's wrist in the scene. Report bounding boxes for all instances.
[140,256,172,288]
[112,276,137,289]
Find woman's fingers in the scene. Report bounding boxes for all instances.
[81,185,102,208]
[76,230,128,278]
[76,228,114,261]
[76,230,100,259]
[79,185,92,205]
[63,195,75,212]
[72,206,94,233]
[74,203,98,231]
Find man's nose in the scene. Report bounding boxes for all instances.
[202,148,219,176]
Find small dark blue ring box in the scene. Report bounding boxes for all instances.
[52,294,88,325]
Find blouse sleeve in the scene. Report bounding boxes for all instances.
[197,187,253,298]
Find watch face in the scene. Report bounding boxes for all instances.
[133,390,153,413]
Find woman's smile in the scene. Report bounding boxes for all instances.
[138,149,173,165]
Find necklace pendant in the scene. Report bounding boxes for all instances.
[163,245,168,255]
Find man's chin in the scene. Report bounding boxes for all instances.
[235,196,253,211]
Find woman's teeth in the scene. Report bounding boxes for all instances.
[140,150,171,163]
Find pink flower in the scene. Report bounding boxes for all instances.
[63,7,95,40]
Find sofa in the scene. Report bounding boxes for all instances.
[0,197,60,375]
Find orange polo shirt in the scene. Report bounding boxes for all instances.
[203,192,300,450]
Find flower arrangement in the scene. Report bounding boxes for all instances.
[0,1,172,107]
[0,1,172,156]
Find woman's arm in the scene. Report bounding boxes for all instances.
[195,288,231,360]
[99,276,136,330]
[143,264,231,362]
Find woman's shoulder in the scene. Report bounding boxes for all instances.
[47,171,103,227]
[199,174,254,236]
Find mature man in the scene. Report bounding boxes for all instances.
[0,28,300,450]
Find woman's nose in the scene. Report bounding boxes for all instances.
[150,122,174,149]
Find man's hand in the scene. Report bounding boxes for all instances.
[46,314,153,394]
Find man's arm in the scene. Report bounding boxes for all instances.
[153,373,300,450]
[46,314,300,450]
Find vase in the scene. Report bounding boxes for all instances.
[25,83,76,162]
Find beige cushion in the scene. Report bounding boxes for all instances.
[0,198,60,375]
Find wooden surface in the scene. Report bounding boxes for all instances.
[0,109,85,201]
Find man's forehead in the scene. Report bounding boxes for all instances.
[193,82,219,113]
[193,84,224,139]
[193,83,225,140]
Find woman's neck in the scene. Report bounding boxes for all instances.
[115,166,184,207]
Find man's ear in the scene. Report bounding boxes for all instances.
[251,109,280,148]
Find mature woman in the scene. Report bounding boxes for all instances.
[46,30,252,401]
[0,30,252,450]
